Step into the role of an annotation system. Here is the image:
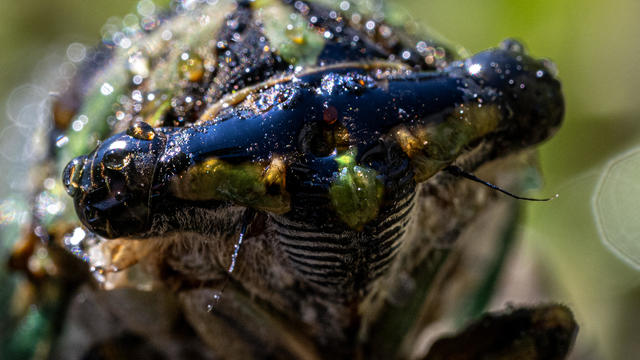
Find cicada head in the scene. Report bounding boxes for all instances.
[62,122,165,238]
[459,39,564,150]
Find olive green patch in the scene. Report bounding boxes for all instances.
[143,1,232,94]
[170,158,290,214]
[257,0,325,66]
[330,149,384,230]
[395,104,501,182]
[423,103,500,160]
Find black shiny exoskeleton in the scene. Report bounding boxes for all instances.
[64,44,562,293]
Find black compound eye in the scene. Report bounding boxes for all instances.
[102,150,130,171]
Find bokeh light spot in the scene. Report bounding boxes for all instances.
[593,147,640,270]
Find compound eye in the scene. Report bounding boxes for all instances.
[102,150,130,171]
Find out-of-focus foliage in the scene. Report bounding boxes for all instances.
[1,1,639,359]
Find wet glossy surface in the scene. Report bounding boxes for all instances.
[64,46,563,238]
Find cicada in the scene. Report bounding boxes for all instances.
[3,1,573,359]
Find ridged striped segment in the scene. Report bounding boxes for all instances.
[271,191,416,293]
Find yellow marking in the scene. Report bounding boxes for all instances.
[394,126,424,157]
[170,157,290,214]
[263,155,286,189]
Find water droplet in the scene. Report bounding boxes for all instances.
[137,0,156,17]
[100,82,114,96]
[43,178,56,190]
[161,30,172,41]
[178,52,205,82]
[206,291,223,312]
[500,38,527,54]
[55,135,69,148]
[126,121,156,140]
[365,20,376,31]
[128,52,150,78]
[71,120,83,131]
[64,227,87,247]
[66,43,87,63]
[132,90,144,102]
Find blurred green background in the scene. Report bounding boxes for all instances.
[1,1,639,359]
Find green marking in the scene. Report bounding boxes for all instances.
[427,105,500,159]
[144,1,233,94]
[329,149,384,230]
[170,158,290,214]
[258,0,325,66]
[405,104,502,182]
[335,148,357,168]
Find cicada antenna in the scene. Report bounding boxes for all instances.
[445,165,558,202]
